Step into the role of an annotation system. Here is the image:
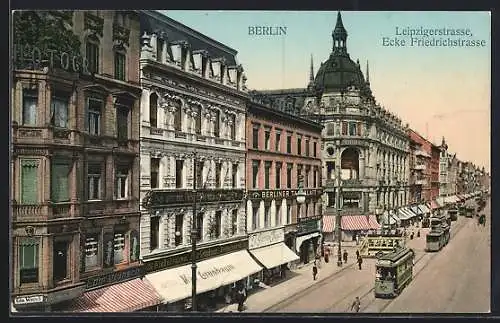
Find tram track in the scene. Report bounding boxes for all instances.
[264,214,472,313]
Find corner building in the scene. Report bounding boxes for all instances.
[11,11,158,313]
[138,11,260,311]
[246,96,322,277]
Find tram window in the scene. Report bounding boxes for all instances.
[377,267,396,280]
[426,235,439,242]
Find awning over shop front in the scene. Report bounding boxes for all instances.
[249,243,299,269]
[397,208,416,220]
[380,211,398,225]
[65,278,162,312]
[410,205,423,215]
[295,232,321,252]
[418,203,431,214]
[341,215,380,231]
[145,250,262,304]
[322,215,336,233]
[430,200,440,210]
[436,197,446,207]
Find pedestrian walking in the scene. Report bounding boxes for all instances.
[357,255,363,270]
[343,249,348,264]
[237,285,247,312]
[312,260,318,280]
[324,248,330,263]
[350,296,361,313]
[355,249,360,259]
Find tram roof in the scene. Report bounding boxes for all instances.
[377,247,413,262]
[427,229,444,236]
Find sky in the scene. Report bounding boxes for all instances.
[161,11,491,172]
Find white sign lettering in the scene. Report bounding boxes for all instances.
[179,264,236,284]
[14,295,44,305]
[249,228,285,249]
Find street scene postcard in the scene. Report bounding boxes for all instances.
[10,10,490,314]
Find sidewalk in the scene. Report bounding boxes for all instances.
[216,245,361,313]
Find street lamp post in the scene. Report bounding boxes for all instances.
[191,152,198,312]
[335,165,342,267]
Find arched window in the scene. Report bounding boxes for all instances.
[150,93,158,128]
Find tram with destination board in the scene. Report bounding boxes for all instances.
[425,229,446,252]
[374,247,415,298]
[447,207,458,221]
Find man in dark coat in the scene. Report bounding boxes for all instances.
[343,249,348,264]
[357,255,363,270]
[312,260,318,280]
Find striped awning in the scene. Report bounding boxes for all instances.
[341,215,380,231]
[418,203,431,214]
[399,207,418,220]
[430,200,440,210]
[322,215,336,233]
[65,278,162,312]
[411,205,423,215]
[380,211,398,225]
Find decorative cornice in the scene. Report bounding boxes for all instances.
[113,23,131,50]
[84,12,104,39]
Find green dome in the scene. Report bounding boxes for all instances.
[314,54,366,93]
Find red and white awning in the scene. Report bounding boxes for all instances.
[322,215,336,233]
[322,215,380,232]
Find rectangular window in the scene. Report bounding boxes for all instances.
[252,205,259,230]
[157,38,163,62]
[196,212,203,242]
[297,136,302,155]
[305,167,310,188]
[313,142,317,157]
[51,91,69,128]
[305,139,310,156]
[53,241,68,282]
[216,162,222,188]
[326,123,334,136]
[230,114,236,140]
[214,110,220,137]
[349,122,357,136]
[86,41,99,74]
[265,128,271,150]
[150,217,160,250]
[275,203,282,226]
[314,169,318,187]
[116,105,129,141]
[252,126,259,149]
[88,163,102,200]
[114,52,126,81]
[175,213,183,246]
[84,234,99,271]
[328,192,336,207]
[22,88,38,126]
[264,204,271,227]
[264,161,271,189]
[176,160,183,188]
[151,158,160,189]
[174,106,182,132]
[342,122,347,135]
[87,98,102,135]
[252,160,259,189]
[196,161,204,189]
[327,162,335,180]
[195,106,202,135]
[51,160,70,202]
[20,159,38,204]
[297,164,302,187]
[214,210,222,238]
[232,163,238,188]
[115,165,129,199]
[113,231,126,265]
[287,163,293,189]
[275,162,282,189]
[19,239,39,284]
[275,131,281,152]
[231,209,238,235]
[287,134,292,153]
[287,203,292,224]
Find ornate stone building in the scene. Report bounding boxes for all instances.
[252,12,410,234]
[138,11,260,310]
[11,11,156,312]
[408,129,433,203]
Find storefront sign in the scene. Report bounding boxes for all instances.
[248,228,285,249]
[179,264,236,284]
[297,219,320,235]
[297,215,322,224]
[84,266,143,290]
[144,239,248,274]
[341,139,367,147]
[249,189,322,200]
[14,295,45,305]
[143,189,244,209]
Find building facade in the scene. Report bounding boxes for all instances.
[407,129,433,203]
[430,143,441,200]
[246,97,322,269]
[11,10,150,312]
[138,11,259,311]
[251,12,410,239]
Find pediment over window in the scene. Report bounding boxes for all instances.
[82,84,110,95]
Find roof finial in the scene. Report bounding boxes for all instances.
[332,11,348,55]
[366,60,370,84]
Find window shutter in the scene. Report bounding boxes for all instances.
[342,122,347,135]
[21,160,38,204]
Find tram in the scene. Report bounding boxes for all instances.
[448,207,458,221]
[359,232,405,258]
[425,229,445,252]
[374,247,415,298]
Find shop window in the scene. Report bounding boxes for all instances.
[176,160,184,188]
[20,159,39,204]
[232,163,238,188]
[150,93,158,128]
[51,160,70,202]
[19,238,39,284]
[150,216,160,251]
[114,51,126,81]
[151,158,160,189]
[53,240,69,282]
[113,231,126,265]
[86,40,99,74]
[84,234,99,271]
[116,105,129,141]
[115,165,129,199]
[87,98,102,135]
[264,161,271,189]
[231,209,238,235]
[252,125,259,149]
[51,91,69,128]
[175,213,184,246]
[22,88,38,126]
